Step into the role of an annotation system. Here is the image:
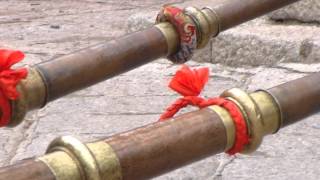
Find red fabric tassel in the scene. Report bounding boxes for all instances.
[0,49,28,127]
[159,65,250,154]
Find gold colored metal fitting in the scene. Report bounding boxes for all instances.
[184,6,219,49]
[155,22,179,56]
[226,97,252,136]
[221,88,264,154]
[250,90,281,134]
[221,88,281,154]
[201,7,220,37]
[38,136,122,180]
[9,67,46,127]
[209,105,236,151]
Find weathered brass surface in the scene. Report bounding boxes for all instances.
[250,91,281,134]
[221,88,264,154]
[226,97,252,136]
[184,7,209,48]
[209,105,235,151]
[155,22,179,56]
[87,142,122,180]
[40,136,122,180]
[9,67,46,127]
[221,88,282,154]
[184,6,220,48]
[38,151,81,180]
[47,136,101,180]
[201,7,220,37]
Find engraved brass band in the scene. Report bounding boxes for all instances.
[219,88,281,154]
[9,67,46,127]
[209,105,236,151]
[221,88,264,154]
[38,136,122,180]
[250,91,281,134]
[184,7,220,48]
[155,6,220,57]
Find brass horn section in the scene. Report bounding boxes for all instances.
[7,0,300,127]
[9,5,220,127]
[38,136,122,180]
[220,89,281,153]
[35,88,282,180]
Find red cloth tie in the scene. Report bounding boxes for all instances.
[156,6,197,63]
[159,65,249,154]
[0,49,28,127]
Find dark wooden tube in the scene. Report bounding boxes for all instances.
[0,108,227,180]
[268,72,320,127]
[35,27,168,103]
[0,160,55,180]
[214,0,300,32]
[106,108,227,180]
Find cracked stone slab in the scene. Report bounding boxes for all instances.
[270,0,320,23]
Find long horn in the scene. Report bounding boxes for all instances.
[5,0,300,127]
[0,71,318,180]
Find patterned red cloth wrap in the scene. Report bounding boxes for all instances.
[0,49,28,127]
[156,6,197,63]
[159,65,249,155]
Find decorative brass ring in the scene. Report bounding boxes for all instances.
[259,89,283,132]
[184,7,211,48]
[209,105,236,151]
[221,88,264,154]
[201,7,220,37]
[225,97,252,136]
[155,22,179,56]
[9,85,27,127]
[9,67,47,127]
[47,136,101,180]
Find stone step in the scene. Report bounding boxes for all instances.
[270,0,320,23]
[126,11,320,66]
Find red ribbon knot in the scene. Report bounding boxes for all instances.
[159,65,249,154]
[0,49,28,127]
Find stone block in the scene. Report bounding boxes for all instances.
[270,0,320,23]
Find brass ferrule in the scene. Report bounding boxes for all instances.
[209,105,236,151]
[221,88,281,154]
[38,136,122,180]
[155,6,220,56]
[184,6,220,49]
[9,67,46,127]
[155,22,179,56]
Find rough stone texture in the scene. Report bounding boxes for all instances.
[0,1,320,180]
[270,0,320,23]
[127,11,320,66]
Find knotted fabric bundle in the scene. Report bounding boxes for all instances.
[159,65,249,155]
[0,49,28,127]
[156,6,197,63]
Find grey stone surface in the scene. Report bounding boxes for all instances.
[270,0,320,23]
[0,1,320,180]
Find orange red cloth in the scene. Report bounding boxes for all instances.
[0,49,28,127]
[159,65,249,154]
